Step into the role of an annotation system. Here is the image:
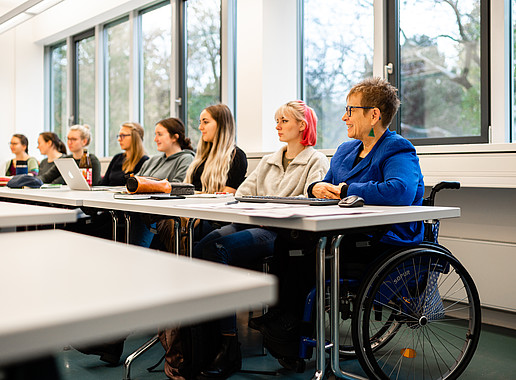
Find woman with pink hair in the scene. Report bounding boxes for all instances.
[191,100,329,378]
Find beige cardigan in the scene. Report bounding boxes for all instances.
[236,146,329,197]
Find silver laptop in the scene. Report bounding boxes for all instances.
[54,157,120,191]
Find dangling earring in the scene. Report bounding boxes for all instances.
[368,127,375,137]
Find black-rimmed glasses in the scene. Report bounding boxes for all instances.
[117,133,131,140]
[345,105,375,117]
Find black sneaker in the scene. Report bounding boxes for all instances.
[248,309,281,332]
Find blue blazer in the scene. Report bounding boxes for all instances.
[323,130,425,245]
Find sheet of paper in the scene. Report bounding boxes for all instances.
[241,207,383,218]
[181,201,300,210]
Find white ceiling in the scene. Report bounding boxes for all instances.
[0,1,29,17]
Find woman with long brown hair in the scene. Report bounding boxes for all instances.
[99,122,149,185]
[37,132,67,179]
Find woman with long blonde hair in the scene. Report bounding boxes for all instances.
[99,122,149,185]
[185,104,247,193]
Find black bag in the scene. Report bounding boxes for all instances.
[156,321,220,380]
[178,321,220,379]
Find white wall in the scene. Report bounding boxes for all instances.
[0,29,16,170]
[236,0,297,152]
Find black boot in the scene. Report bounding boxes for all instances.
[74,339,125,365]
[199,334,241,378]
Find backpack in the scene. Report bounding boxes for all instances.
[155,321,220,380]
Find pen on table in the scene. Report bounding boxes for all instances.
[225,200,239,205]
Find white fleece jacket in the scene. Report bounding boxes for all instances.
[236,146,329,197]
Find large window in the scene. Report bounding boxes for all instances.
[303,0,374,149]
[140,2,172,155]
[105,18,131,156]
[186,0,221,142]
[74,31,96,153]
[398,0,485,143]
[49,42,68,141]
[302,0,488,147]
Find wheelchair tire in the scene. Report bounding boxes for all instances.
[352,247,481,380]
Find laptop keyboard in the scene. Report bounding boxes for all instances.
[235,195,339,206]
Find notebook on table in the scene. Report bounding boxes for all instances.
[235,195,340,206]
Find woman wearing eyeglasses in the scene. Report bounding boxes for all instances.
[39,124,102,185]
[98,123,149,186]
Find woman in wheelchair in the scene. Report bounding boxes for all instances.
[259,78,480,380]
[192,100,329,378]
[258,77,425,362]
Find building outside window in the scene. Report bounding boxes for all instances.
[399,0,482,141]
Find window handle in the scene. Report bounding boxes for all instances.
[384,63,393,80]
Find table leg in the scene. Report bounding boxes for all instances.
[124,213,131,244]
[171,217,181,254]
[109,210,118,241]
[330,235,367,380]
[187,218,198,258]
[313,236,327,380]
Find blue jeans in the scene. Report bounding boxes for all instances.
[194,223,277,333]
[129,213,155,247]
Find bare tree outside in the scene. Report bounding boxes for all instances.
[400,0,481,139]
[77,35,96,153]
[186,0,221,145]
[50,43,67,142]
[106,20,130,156]
[304,0,374,149]
[142,4,172,155]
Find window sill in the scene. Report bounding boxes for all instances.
[246,143,516,189]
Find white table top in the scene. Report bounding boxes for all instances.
[0,186,92,207]
[0,229,277,365]
[0,188,460,232]
[0,201,77,228]
[80,192,460,232]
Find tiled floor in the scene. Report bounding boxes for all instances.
[55,313,516,380]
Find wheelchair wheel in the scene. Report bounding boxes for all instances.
[352,247,481,380]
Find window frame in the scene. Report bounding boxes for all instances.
[386,0,491,146]
[46,40,68,138]
[103,16,131,157]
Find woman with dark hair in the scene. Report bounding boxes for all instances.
[37,132,67,179]
[137,117,195,181]
[5,134,39,176]
[99,122,149,186]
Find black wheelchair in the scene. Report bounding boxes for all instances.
[292,181,481,379]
